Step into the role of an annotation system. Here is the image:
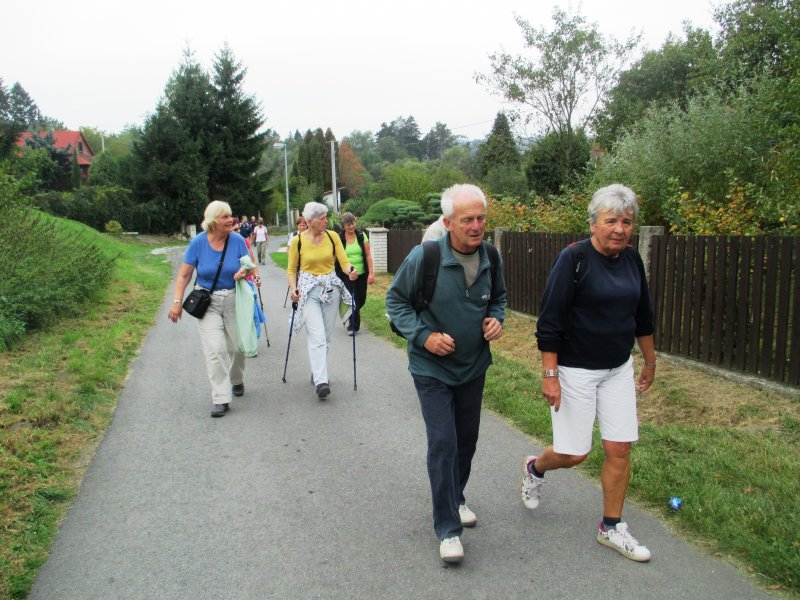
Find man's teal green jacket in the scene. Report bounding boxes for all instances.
[386,235,507,386]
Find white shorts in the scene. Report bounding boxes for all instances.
[551,356,638,456]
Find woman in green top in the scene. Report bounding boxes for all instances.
[337,212,374,335]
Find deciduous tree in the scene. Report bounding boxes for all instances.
[337,140,367,198]
[344,130,381,177]
[525,128,591,195]
[422,122,459,160]
[19,131,74,191]
[478,8,638,180]
[593,27,716,148]
[376,116,422,160]
[382,160,435,205]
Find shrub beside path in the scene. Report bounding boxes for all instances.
[29,237,767,599]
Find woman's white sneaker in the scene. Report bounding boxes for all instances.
[521,456,545,509]
[596,522,652,562]
[439,536,464,563]
[459,504,477,527]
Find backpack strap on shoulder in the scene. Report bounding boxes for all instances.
[483,242,501,296]
[325,230,336,253]
[296,232,302,273]
[567,241,586,286]
[420,240,440,308]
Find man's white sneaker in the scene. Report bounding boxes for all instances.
[521,456,544,509]
[596,522,652,562]
[439,536,464,563]
[459,504,477,527]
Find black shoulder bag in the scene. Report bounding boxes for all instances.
[182,236,230,319]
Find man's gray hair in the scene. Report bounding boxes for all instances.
[588,184,639,225]
[440,184,487,219]
[302,201,329,222]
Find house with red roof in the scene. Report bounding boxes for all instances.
[16,130,95,183]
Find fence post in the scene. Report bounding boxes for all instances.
[368,227,389,274]
[493,228,509,252]
[638,226,664,282]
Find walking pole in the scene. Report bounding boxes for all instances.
[282,298,298,383]
[256,285,270,347]
[283,286,290,308]
[350,269,357,391]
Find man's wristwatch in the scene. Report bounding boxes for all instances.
[542,368,559,378]
[173,299,181,304]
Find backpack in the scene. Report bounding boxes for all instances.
[390,240,501,339]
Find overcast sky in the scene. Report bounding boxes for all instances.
[3,0,718,141]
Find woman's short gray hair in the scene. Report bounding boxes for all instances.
[201,200,232,231]
[302,202,328,222]
[588,184,639,225]
[440,184,487,219]
[339,212,356,226]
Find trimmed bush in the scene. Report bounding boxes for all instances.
[362,198,426,228]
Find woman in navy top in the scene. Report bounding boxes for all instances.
[521,184,658,563]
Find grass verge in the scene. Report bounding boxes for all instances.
[0,233,175,599]
[270,251,288,270]
[361,273,800,595]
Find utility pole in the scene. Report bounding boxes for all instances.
[330,140,338,214]
[273,142,290,231]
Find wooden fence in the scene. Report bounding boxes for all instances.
[387,230,799,387]
[387,230,423,272]
[649,235,799,386]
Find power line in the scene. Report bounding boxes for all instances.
[450,119,495,131]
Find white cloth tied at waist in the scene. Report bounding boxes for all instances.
[294,270,352,332]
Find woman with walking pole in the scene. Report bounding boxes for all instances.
[286,202,357,399]
[335,212,374,335]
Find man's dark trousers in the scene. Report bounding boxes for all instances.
[412,373,486,540]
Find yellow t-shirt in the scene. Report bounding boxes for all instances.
[287,230,351,276]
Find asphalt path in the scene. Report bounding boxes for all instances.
[29,235,766,599]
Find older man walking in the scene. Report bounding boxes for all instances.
[386,183,507,564]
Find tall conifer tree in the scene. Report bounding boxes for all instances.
[477,112,520,178]
[210,44,266,207]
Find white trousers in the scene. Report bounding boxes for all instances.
[304,285,340,386]
[196,289,245,405]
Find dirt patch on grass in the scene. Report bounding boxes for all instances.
[132,234,177,246]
